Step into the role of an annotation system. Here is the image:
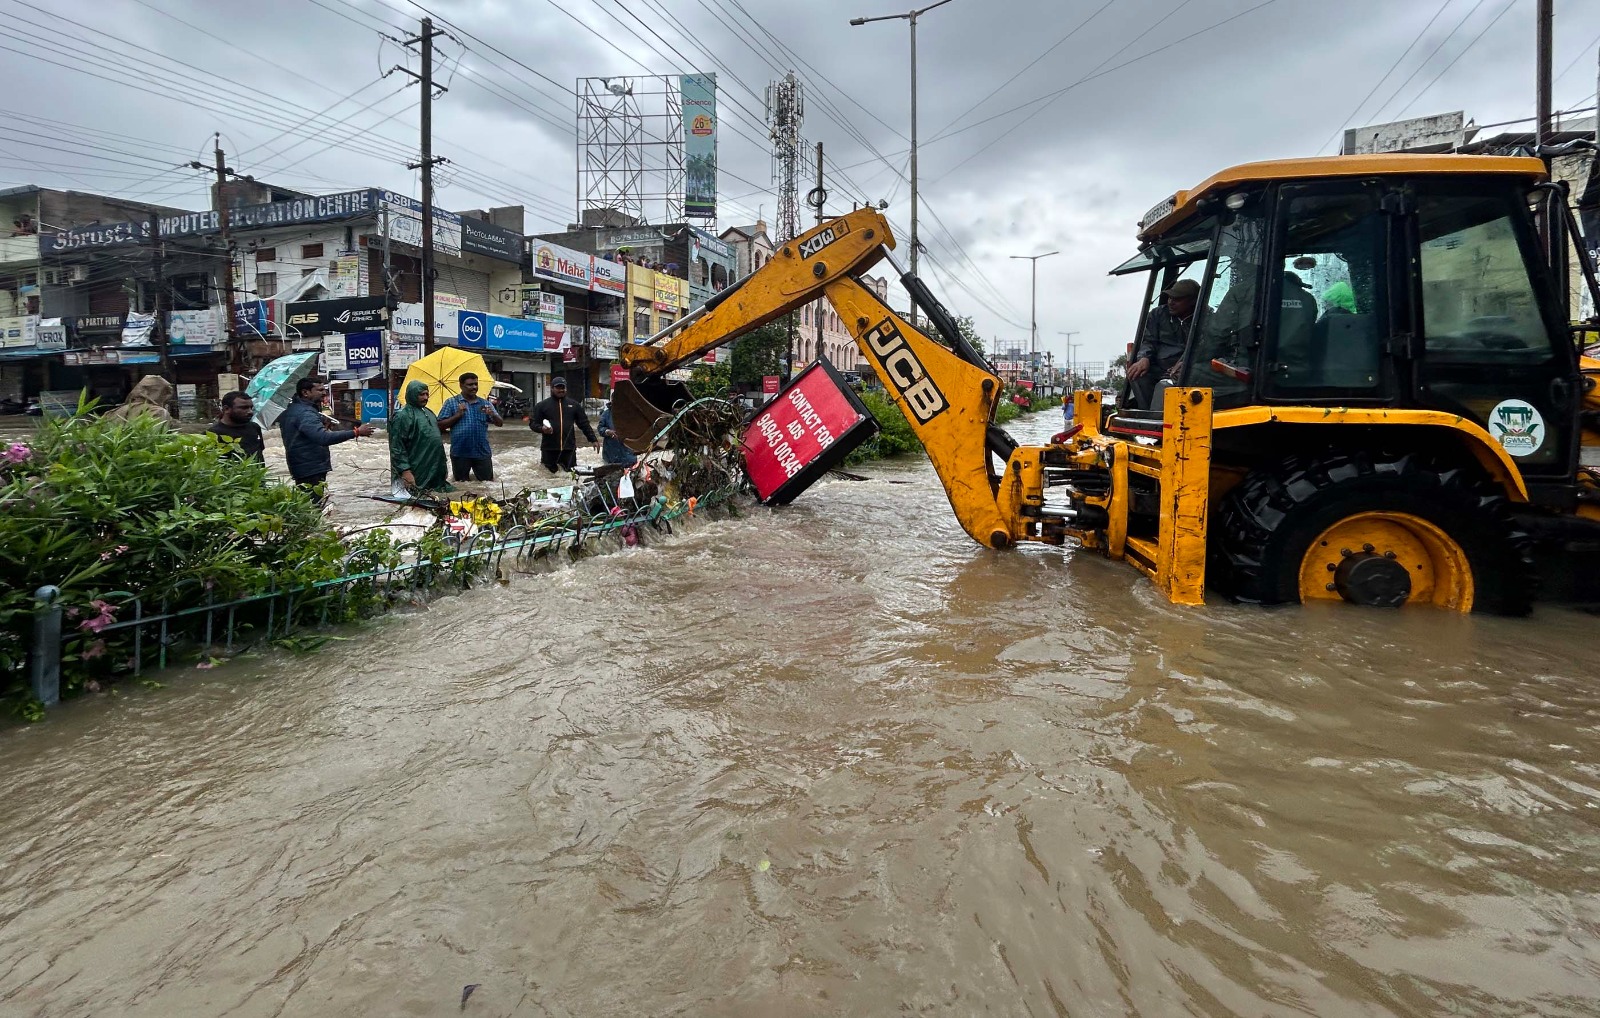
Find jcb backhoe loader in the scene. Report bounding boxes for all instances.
[615,153,1600,614]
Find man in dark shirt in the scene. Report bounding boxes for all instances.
[206,391,266,463]
[532,377,598,474]
[1128,278,1199,409]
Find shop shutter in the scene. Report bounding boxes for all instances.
[435,263,491,311]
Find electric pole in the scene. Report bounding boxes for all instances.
[399,17,448,353]
[1536,0,1553,149]
[211,133,241,371]
[850,0,956,331]
[768,71,804,375]
[149,211,169,382]
[811,142,826,362]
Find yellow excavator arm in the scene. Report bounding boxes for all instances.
[616,208,1024,549]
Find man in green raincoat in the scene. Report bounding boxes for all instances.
[390,381,450,494]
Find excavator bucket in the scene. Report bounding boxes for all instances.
[610,378,693,453]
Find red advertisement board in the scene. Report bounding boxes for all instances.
[761,375,780,395]
[742,360,878,505]
[610,364,631,385]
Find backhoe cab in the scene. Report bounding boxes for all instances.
[1068,154,1600,612]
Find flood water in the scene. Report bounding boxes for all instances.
[3,412,1599,1017]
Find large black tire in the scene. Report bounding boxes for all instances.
[1211,451,1536,615]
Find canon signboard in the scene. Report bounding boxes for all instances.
[284,296,389,336]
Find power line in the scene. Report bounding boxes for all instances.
[1363,0,1493,125]
[1315,0,1456,155]
[1393,0,1520,120]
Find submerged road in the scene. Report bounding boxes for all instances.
[2,413,1598,1016]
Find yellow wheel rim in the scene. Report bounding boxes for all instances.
[1298,511,1474,611]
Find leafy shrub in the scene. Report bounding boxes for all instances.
[843,390,924,465]
[1,411,352,714]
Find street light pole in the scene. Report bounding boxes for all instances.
[1009,250,1058,372]
[850,0,956,331]
[1059,330,1080,389]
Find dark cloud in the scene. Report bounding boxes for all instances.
[7,0,1596,363]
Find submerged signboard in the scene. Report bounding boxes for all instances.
[742,359,877,505]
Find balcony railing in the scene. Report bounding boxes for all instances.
[0,235,40,264]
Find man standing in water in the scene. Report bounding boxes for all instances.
[389,380,449,495]
[532,377,598,475]
[279,377,373,497]
[207,391,265,463]
[438,371,502,482]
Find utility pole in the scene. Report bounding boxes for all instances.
[810,142,826,361]
[399,18,448,354]
[149,211,170,382]
[1059,330,1080,390]
[382,206,395,418]
[850,0,955,331]
[1009,250,1058,370]
[768,71,804,374]
[211,133,241,372]
[1536,0,1553,149]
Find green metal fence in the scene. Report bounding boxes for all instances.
[21,486,736,710]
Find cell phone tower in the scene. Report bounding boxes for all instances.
[766,72,804,242]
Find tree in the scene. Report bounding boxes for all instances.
[729,317,790,387]
[1096,352,1128,394]
[953,315,986,357]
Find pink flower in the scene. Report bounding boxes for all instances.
[3,442,30,464]
[79,599,116,634]
[82,639,106,660]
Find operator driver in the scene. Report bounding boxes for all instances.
[1127,277,1198,409]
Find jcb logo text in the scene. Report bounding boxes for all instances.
[862,319,948,423]
[798,220,849,260]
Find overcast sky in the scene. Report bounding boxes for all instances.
[5,0,1599,369]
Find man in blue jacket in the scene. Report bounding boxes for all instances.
[277,377,373,497]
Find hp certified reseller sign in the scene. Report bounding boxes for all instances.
[457,311,487,349]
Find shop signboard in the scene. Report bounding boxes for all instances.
[389,341,422,369]
[72,313,124,336]
[43,189,376,252]
[35,318,67,351]
[590,257,626,295]
[121,311,156,347]
[233,300,272,337]
[167,308,219,346]
[544,323,569,354]
[380,190,462,257]
[392,301,460,341]
[344,331,383,372]
[588,325,621,359]
[460,218,524,263]
[459,310,545,353]
[360,388,391,421]
[610,363,631,386]
[456,310,488,349]
[762,375,780,397]
[536,291,564,322]
[530,241,592,289]
[0,315,36,348]
[284,295,389,335]
[329,254,363,297]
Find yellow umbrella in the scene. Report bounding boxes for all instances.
[401,347,492,414]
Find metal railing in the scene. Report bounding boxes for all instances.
[20,486,735,709]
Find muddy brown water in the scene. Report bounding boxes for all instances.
[2,413,1599,1016]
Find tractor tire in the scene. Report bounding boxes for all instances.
[1211,451,1535,615]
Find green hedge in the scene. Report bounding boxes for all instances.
[1,412,356,717]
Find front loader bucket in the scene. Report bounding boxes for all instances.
[611,378,693,452]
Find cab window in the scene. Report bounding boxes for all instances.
[1185,206,1267,405]
[1417,191,1552,363]
[1263,184,1389,399]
